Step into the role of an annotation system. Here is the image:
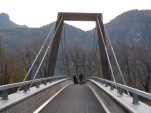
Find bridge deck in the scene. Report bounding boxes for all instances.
[38,84,106,113]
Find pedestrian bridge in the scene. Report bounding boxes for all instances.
[0,12,151,113]
[0,76,151,113]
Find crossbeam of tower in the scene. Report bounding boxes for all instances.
[47,12,111,80]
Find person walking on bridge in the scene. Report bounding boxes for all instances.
[79,73,84,84]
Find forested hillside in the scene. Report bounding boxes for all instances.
[0,10,151,92]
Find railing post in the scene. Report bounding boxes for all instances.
[117,88,123,96]
[42,80,47,85]
[100,81,104,85]
[1,90,8,100]
[35,82,40,88]
[104,83,108,87]
[23,85,30,92]
[132,94,139,105]
[110,85,114,90]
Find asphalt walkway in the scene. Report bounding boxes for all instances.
[39,84,106,113]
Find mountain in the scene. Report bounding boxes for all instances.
[0,13,27,29]
[0,15,90,56]
[105,9,151,48]
[1,10,151,62]
[0,10,151,91]
[1,10,151,58]
[104,10,151,91]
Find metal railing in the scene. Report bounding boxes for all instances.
[0,76,68,100]
[91,76,151,104]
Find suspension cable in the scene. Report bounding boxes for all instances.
[97,17,130,95]
[94,27,102,76]
[106,33,130,95]
[90,28,95,75]
[91,28,96,53]
[22,23,56,82]
[60,29,64,74]
[106,36,128,86]
[92,27,99,75]
[96,17,118,91]
[61,25,66,75]
[29,17,63,87]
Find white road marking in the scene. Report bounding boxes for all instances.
[88,84,111,113]
[33,83,72,113]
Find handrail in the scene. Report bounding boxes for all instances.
[0,76,66,91]
[0,76,68,100]
[92,76,151,102]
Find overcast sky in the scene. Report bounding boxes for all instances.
[0,0,150,30]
